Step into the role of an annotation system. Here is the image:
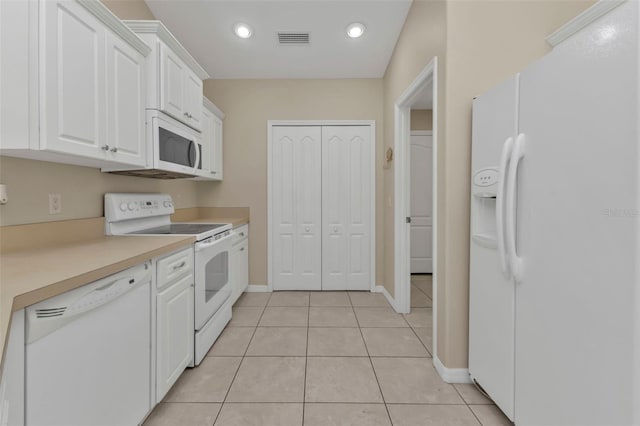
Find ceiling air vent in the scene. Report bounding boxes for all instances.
[278,32,310,45]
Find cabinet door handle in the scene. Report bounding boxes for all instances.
[239,232,245,237]
[101,145,109,151]
[305,227,310,233]
[172,261,187,271]
[183,112,189,117]
[240,247,245,251]
[110,147,118,153]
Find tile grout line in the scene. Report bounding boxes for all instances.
[302,294,310,425]
[212,294,272,425]
[350,293,395,426]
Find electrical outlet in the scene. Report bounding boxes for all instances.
[49,194,62,214]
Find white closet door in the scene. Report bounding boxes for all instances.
[322,126,371,291]
[272,126,322,290]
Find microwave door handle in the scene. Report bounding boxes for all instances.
[187,140,194,168]
[194,138,201,171]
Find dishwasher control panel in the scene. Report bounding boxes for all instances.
[25,262,151,344]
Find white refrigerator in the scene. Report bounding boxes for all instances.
[469,1,639,425]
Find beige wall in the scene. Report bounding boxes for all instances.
[0,157,201,226]
[382,0,594,368]
[439,0,594,368]
[410,110,433,131]
[201,79,384,286]
[0,0,204,226]
[100,0,155,20]
[382,0,448,300]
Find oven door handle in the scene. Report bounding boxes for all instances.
[195,236,230,252]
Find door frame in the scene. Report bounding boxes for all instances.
[267,120,377,292]
[394,58,438,356]
[409,130,434,274]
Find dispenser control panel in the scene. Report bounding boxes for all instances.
[473,168,498,187]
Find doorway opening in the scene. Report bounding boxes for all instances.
[393,58,438,359]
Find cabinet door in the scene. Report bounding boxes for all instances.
[230,243,242,304]
[105,32,146,167]
[322,126,372,291]
[156,275,194,402]
[41,0,106,158]
[160,45,186,121]
[210,114,223,180]
[0,0,30,150]
[271,126,322,290]
[238,239,249,295]
[199,106,214,176]
[183,70,203,131]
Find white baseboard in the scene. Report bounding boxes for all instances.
[433,355,472,384]
[245,285,271,293]
[374,285,397,311]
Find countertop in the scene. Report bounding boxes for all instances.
[0,234,194,370]
[0,207,250,370]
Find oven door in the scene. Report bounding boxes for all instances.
[194,234,232,330]
[152,114,202,175]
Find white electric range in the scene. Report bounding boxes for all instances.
[104,193,233,365]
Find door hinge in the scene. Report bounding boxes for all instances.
[406,217,412,224]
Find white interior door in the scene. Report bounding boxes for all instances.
[322,126,371,291]
[271,126,322,290]
[410,132,433,273]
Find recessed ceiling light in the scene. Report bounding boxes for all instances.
[234,23,253,39]
[346,23,365,38]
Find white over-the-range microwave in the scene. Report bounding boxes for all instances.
[104,110,202,179]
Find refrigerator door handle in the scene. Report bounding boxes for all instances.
[497,136,514,278]
[506,133,526,282]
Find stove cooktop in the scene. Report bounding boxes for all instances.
[129,223,228,235]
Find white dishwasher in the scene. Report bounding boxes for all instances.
[25,262,152,426]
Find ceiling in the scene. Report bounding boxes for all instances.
[145,0,413,79]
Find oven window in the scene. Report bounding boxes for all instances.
[159,127,197,167]
[204,251,228,302]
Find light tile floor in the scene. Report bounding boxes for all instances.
[145,275,513,426]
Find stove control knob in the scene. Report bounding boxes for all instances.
[128,202,137,211]
[119,202,127,212]
[163,201,172,208]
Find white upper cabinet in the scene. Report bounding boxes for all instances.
[194,97,224,180]
[125,21,209,131]
[105,32,147,166]
[193,97,224,181]
[40,0,106,159]
[0,0,150,168]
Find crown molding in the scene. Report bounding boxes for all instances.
[203,97,225,120]
[77,1,151,56]
[124,20,209,80]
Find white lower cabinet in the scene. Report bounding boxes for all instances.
[156,274,194,402]
[155,247,194,403]
[231,226,249,304]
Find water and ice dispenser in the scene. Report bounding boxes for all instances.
[471,167,499,248]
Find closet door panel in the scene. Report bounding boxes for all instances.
[322,126,372,291]
[322,132,348,287]
[272,126,322,290]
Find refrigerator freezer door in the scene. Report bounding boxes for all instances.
[515,2,639,425]
[468,75,519,420]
